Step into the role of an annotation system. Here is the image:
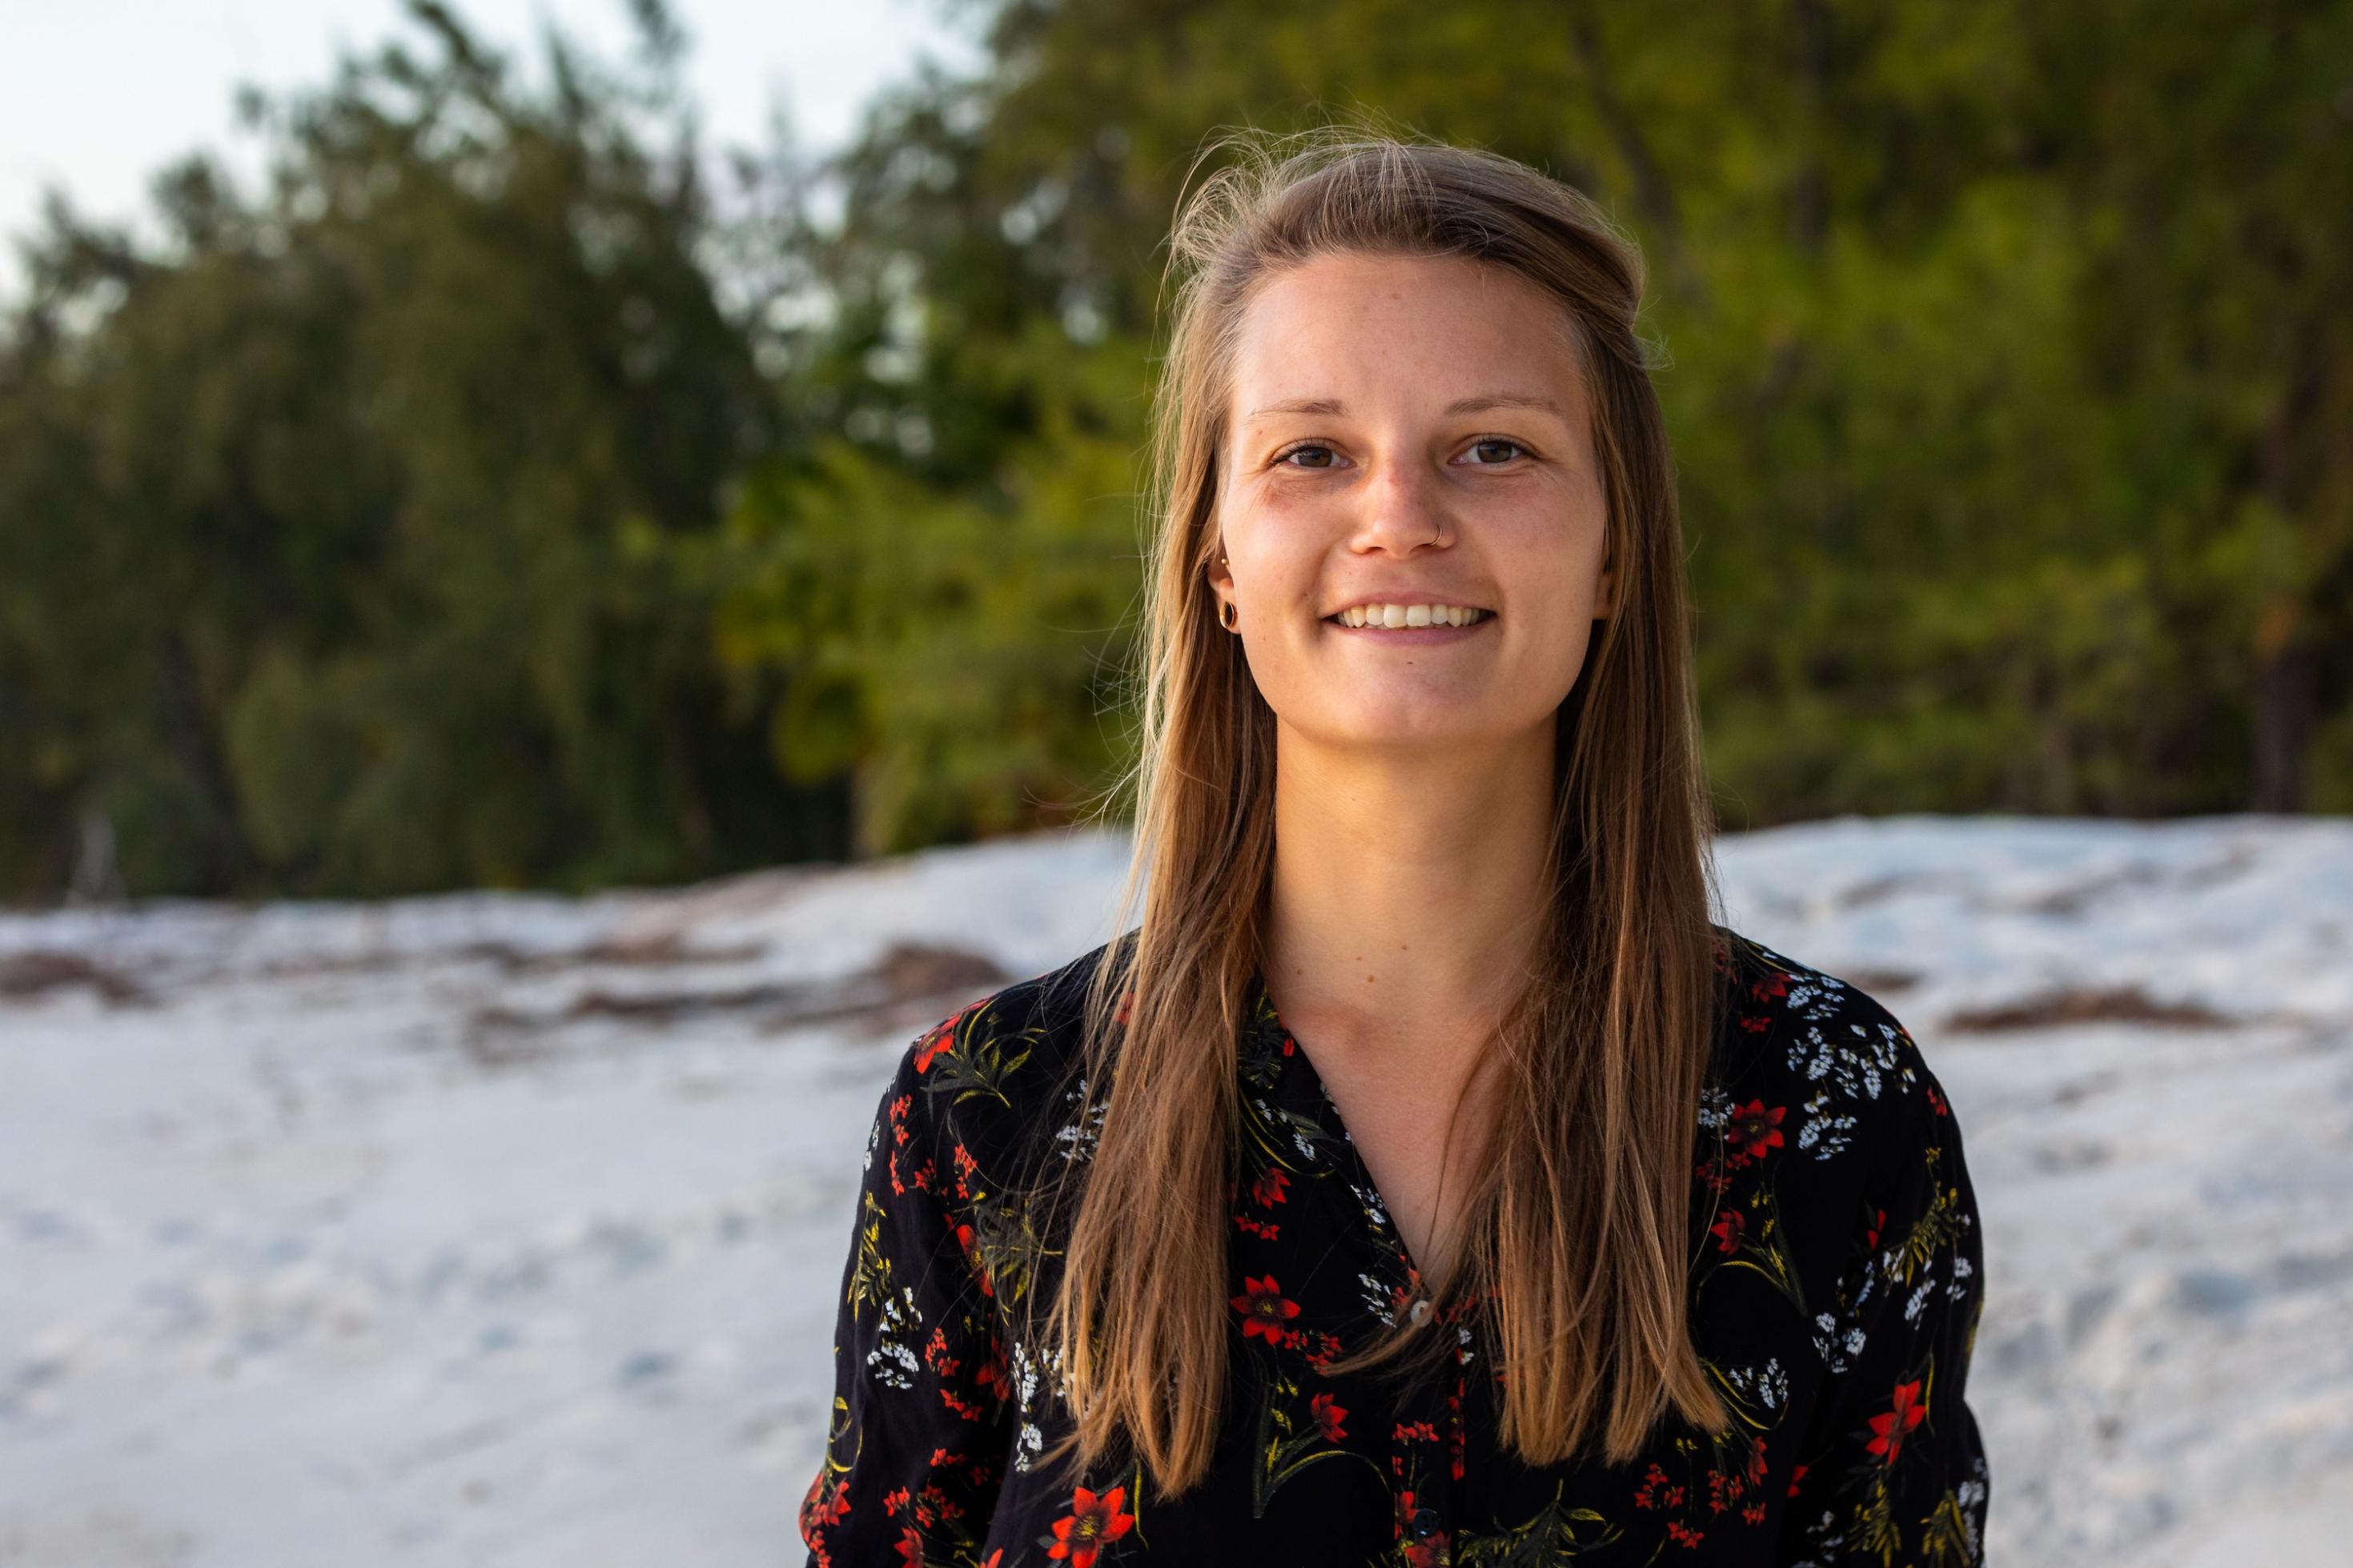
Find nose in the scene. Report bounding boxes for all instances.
[1351,452,1453,552]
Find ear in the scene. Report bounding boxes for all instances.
[1207,541,1235,607]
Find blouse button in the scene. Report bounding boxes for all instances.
[1407,1298,1430,1325]
[1409,1506,1442,1538]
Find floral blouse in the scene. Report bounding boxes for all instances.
[799,926,1990,1566]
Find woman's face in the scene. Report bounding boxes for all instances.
[1210,251,1614,756]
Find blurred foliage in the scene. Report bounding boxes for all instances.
[0,0,841,896]
[2,0,2347,897]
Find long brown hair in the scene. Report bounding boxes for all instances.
[1022,121,1734,1500]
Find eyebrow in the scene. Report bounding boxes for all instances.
[1242,392,1570,423]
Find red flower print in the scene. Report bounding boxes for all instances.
[953,1222,997,1297]
[1449,1382,1467,1481]
[893,1522,923,1564]
[1251,1166,1291,1208]
[1865,1205,1885,1249]
[1392,1485,1457,1563]
[914,1005,974,1073]
[1724,1100,1786,1165]
[1750,970,1790,1003]
[1787,1462,1809,1497]
[804,1476,850,1528]
[1310,1391,1347,1441]
[1709,1207,1746,1254]
[1231,1275,1301,1342]
[1666,1519,1705,1548]
[1047,1484,1135,1567]
[982,1554,1003,1568]
[1865,1379,1927,1464]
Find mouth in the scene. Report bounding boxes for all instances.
[1320,605,1497,644]
[1322,604,1495,630]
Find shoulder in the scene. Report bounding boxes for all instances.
[1706,924,1961,1177]
[881,936,1124,1171]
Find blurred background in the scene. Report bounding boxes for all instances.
[1,1,2347,1564]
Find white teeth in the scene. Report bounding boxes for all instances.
[1336,603,1488,628]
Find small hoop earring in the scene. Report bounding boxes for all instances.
[1219,599,1239,632]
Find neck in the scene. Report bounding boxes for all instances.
[1260,717,1554,1057]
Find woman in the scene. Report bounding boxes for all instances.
[801,129,1990,1566]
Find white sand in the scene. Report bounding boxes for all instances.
[2,815,2347,1566]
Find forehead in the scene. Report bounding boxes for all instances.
[1227,251,1586,419]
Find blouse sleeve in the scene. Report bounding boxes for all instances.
[1777,1005,1993,1566]
[799,1021,1012,1567]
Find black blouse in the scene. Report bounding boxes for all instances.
[799,926,1990,1566]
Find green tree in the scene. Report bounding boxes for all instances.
[6,0,2346,899]
[0,0,826,896]
[719,0,2353,844]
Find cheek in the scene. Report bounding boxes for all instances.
[1235,480,1333,536]
[1226,499,1331,582]
[1489,503,1604,584]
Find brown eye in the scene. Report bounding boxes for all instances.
[1467,438,1528,465]
[1276,443,1338,469]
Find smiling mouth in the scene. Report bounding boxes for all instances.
[1322,605,1495,629]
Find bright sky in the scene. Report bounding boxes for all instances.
[0,0,985,299]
